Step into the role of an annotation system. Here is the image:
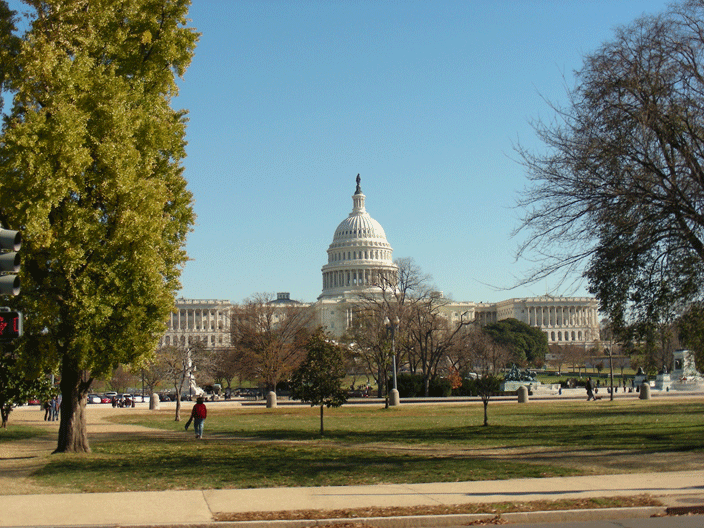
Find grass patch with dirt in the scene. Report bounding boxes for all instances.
[0,425,49,442]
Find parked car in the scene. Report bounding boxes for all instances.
[104,391,118,400]
[87,394,102,404]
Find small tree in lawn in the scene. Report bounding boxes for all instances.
[0,352,52,428]
[476,374,501,427]
[291,330,347,436]
[157,341,207,421]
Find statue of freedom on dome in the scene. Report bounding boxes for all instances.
[355,173,361,194]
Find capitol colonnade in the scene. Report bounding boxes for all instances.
[527,304,596,328]
[159,299,232,349]
[322,268,397,290]
[524,299,598,344]
[443,296,599,347]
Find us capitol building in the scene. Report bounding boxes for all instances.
[159,176,599,351]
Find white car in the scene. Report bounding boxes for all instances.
[87,394,102,404]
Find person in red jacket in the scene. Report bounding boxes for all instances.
[190,397,207,439]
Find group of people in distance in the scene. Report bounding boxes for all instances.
[43,395,60,421]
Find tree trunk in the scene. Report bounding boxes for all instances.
[319,405,324,436]
[483,399,489,427]
[55,362,92,453]
[174,388,182,421]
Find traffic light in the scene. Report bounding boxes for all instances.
[0,227,21,296]
[0,309,22,340]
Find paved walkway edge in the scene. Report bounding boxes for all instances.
[0,506,672,528]
[204,507,669,528]
[2,469,703,527]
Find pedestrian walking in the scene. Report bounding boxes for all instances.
[586,377,595,401]
[189,396,207,439]
[52,395,61,420]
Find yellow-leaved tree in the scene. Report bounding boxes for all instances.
[0,0,198,453]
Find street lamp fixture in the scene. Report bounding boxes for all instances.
[384,316,400,406]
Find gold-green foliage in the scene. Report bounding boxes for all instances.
[0,0,199,377]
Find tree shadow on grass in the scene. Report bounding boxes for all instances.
[103,401,704,464]
[32,435,579,492]
[205,419,704,457]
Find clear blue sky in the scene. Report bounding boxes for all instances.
[11,0,676,304]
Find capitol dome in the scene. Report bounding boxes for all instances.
[319,175,398,300]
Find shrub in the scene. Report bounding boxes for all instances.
[394,374,424,398]
[453,378,477,396]
[428,377,452,397]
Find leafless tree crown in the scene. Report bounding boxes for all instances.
[515,1,704,319]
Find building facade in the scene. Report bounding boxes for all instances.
[159,298,232,350]
[162,176,600,349]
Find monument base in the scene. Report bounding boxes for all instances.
[501,381,541,392]
[671,377,704,391]
[654,373,671,391]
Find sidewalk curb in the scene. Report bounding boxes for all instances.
[5,506,671,528]
[203,506,668,527]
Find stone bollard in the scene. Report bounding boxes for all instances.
[266,391,277,408]
[639,382,651,400]
[517,385,529,403]
[389,388,400,407]
[149,393,160,410]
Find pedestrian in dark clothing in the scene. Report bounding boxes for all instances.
[586,377,595,401]
[52,395,61,420]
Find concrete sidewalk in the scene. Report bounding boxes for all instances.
[1,470,703,527]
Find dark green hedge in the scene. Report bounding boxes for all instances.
[390,374,452,397]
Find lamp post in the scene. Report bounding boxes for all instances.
[384,316,400,407]
[608,331,614,401]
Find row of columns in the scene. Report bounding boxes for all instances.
[161,331,229,348]
[548,329,591,343]
[322,268,394,290]
[527,305,596,328]
[328,248,392,263]
[170,309,230,332]
[475,311,497,325]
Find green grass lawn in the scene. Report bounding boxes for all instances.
[0,425,47,442]
[30,398,704,493]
